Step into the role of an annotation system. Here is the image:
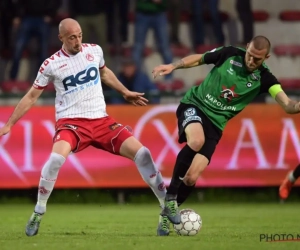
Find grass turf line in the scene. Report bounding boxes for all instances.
[0,203,299,250]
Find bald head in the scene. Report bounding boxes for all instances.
[249,36,271,54]
[245,36,271,72]
[59,18,81,36]
[58,18,82,55]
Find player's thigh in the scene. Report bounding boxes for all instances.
[184,122,205,151]
[92,116,136,156]
[55,118,93,155]
[177,103,205,151]
[52,129,78,158]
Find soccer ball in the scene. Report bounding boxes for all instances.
[173,209,202,236]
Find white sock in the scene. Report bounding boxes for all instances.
[35,152,66,214]
[134,146,166,207]
[289,171,296,182]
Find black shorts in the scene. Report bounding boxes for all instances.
[176,103,222,162]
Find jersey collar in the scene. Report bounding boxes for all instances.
[60,46,83,57]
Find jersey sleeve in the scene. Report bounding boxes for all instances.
[259,68,281,96]
[33,60,53,89]
[202,46,236,65]
[97,45,105,69]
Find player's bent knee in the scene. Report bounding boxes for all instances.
[53,129,79,157]
[187,138,205,152]
[134,146,151,163]
[119,136,143,160]
[114,126,138,157]
[139,146,151,158]
[49,153,65,170]
[184,174,198,186]
[41,152,66,179]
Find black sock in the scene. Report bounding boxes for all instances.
[293,164,300,179]
[177,182,195,206]
[166,144,197,198]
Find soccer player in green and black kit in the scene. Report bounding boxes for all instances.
[279,163,300,200]
[152,36,300,236]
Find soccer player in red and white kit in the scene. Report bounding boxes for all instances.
[0,18,167,236]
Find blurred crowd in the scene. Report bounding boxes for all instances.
[0,0,254,104]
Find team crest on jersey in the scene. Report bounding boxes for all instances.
[246,82,252,88]
[86,53,94,61]
[184,108,196,117]
[220,85,239,102]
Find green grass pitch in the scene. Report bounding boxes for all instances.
[0,203,299,250]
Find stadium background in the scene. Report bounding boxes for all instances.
[1,0,300,204]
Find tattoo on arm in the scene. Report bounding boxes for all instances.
[172,59,185,69]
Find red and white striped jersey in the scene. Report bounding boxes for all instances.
[33,43,107,121]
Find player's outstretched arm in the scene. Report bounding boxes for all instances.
[275,91,300,114]
[0,87,44,136]
[100,66,148,106]
[152,54,204,79]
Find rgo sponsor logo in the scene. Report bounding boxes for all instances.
[62,66,99,91]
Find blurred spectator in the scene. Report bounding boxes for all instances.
[9,0,61,80]
[106,0,130,53]
[69,0,111,67]
[133,0,173,81]
[168,0,182,46]
[236,0,254,46]
[168,0,190,57]
[0,0,16,59]
[110,58,160,104]
[191,0,225,48]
